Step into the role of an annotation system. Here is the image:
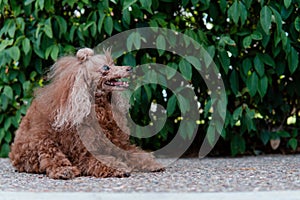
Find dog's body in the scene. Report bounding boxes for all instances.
[9,48,164,179]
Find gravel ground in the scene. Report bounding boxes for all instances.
[1,155,300,192]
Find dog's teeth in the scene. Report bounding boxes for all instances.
[121,82,129,87]
[105,80,129,87]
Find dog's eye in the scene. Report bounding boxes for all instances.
[103,65,110,71]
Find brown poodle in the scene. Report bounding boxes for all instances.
[9,48,164,179]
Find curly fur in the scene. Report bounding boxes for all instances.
[9,48,164,179]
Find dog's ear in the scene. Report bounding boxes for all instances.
[76,48,94,62]
[52,48,95,130]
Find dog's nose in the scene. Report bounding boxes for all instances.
[126,66,133,72]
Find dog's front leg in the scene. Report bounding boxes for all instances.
[38,139,81,179]
[125,150,165,172]
[76,154,131,178]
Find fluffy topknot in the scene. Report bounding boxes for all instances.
[76,48,94,62]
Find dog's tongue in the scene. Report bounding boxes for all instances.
[114,81,124,86]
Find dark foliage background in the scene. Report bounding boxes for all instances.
[0,0,299,157]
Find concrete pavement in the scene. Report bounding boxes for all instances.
[1,155,300,199]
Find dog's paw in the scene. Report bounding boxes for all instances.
[149,165,166,172]
[147,163,166,173]
[135,162,165,173]
[49,166,81,179]
[115,170,131,178]
[98,169,131,178]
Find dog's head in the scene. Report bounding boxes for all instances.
[51,48,132,129]
[76,48,132,91]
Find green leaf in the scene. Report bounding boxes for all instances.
[239,1,247,26]
[0,143,10,158]
[217,100,227,120]
[36,0,45,10]
[295,17,300,32]
[177,94,190,114]
[245,107,256,131]
[156,35,166,56]
[258,53,275,67]
[50,45,59,60]
[260,6,272,35]
[104,16,113,35]
[277,131,290,138]
[45,45,59,60]
[233,106,243,121]
[24,0,35,5]
[260,130,270,145]
[246,72,258,97]
[219,0,227,14]
[7,20,16,38]
[69,26,76,42]
[292,129,298,138]
[207,125,216,146]
[167,95,177,117]
[179,59,192,80]
[243,35,252,48]
[143,85,152,101]
[228,0,240,25]
[126,33,134,51]
[191,0,200,7]
[166,63,178,79]
[44,18,53,38]
[218,50,230,74]
[54,15,67,38]
[122,9,131,24]
[284,0,292,8]
[270,7,282,35]
[15,35,26,46]
[0,129,4,143]
[84,21,94,31]
[204,99,211,118]
[253,55,265,77]
[3,86,13,99]
[231,135,246,156]
[203,46,215,67]
[22,38,31,54]
[63,45,75,54]
[122,0,137,10]
[127,32,141,51]
[122,53,136,66]
[288,47,299,74]
[0,39,13,51]
[16,18,25,32]
[1,94,8,110]
[8,46,20,61]
[185,56,201,70]
[45,46,52,59]
[22,81,31,92]
[98,13,106,33]
[166,29,177,47]
[251,31,263,40]
[288,138,298,151]
[90,22,97,37]
[230,70,239,95]
[4,131,12,143]
[140,0,152,13]
[181,0,188,7]
[84,21,97,37]
[179,120,196,140]
[258,75,268,98]
[222,36,236,46]
[206,45,216,58]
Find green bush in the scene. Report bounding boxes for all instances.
[0,0,299,157]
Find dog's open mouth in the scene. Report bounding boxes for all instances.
[104,78,129,88]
